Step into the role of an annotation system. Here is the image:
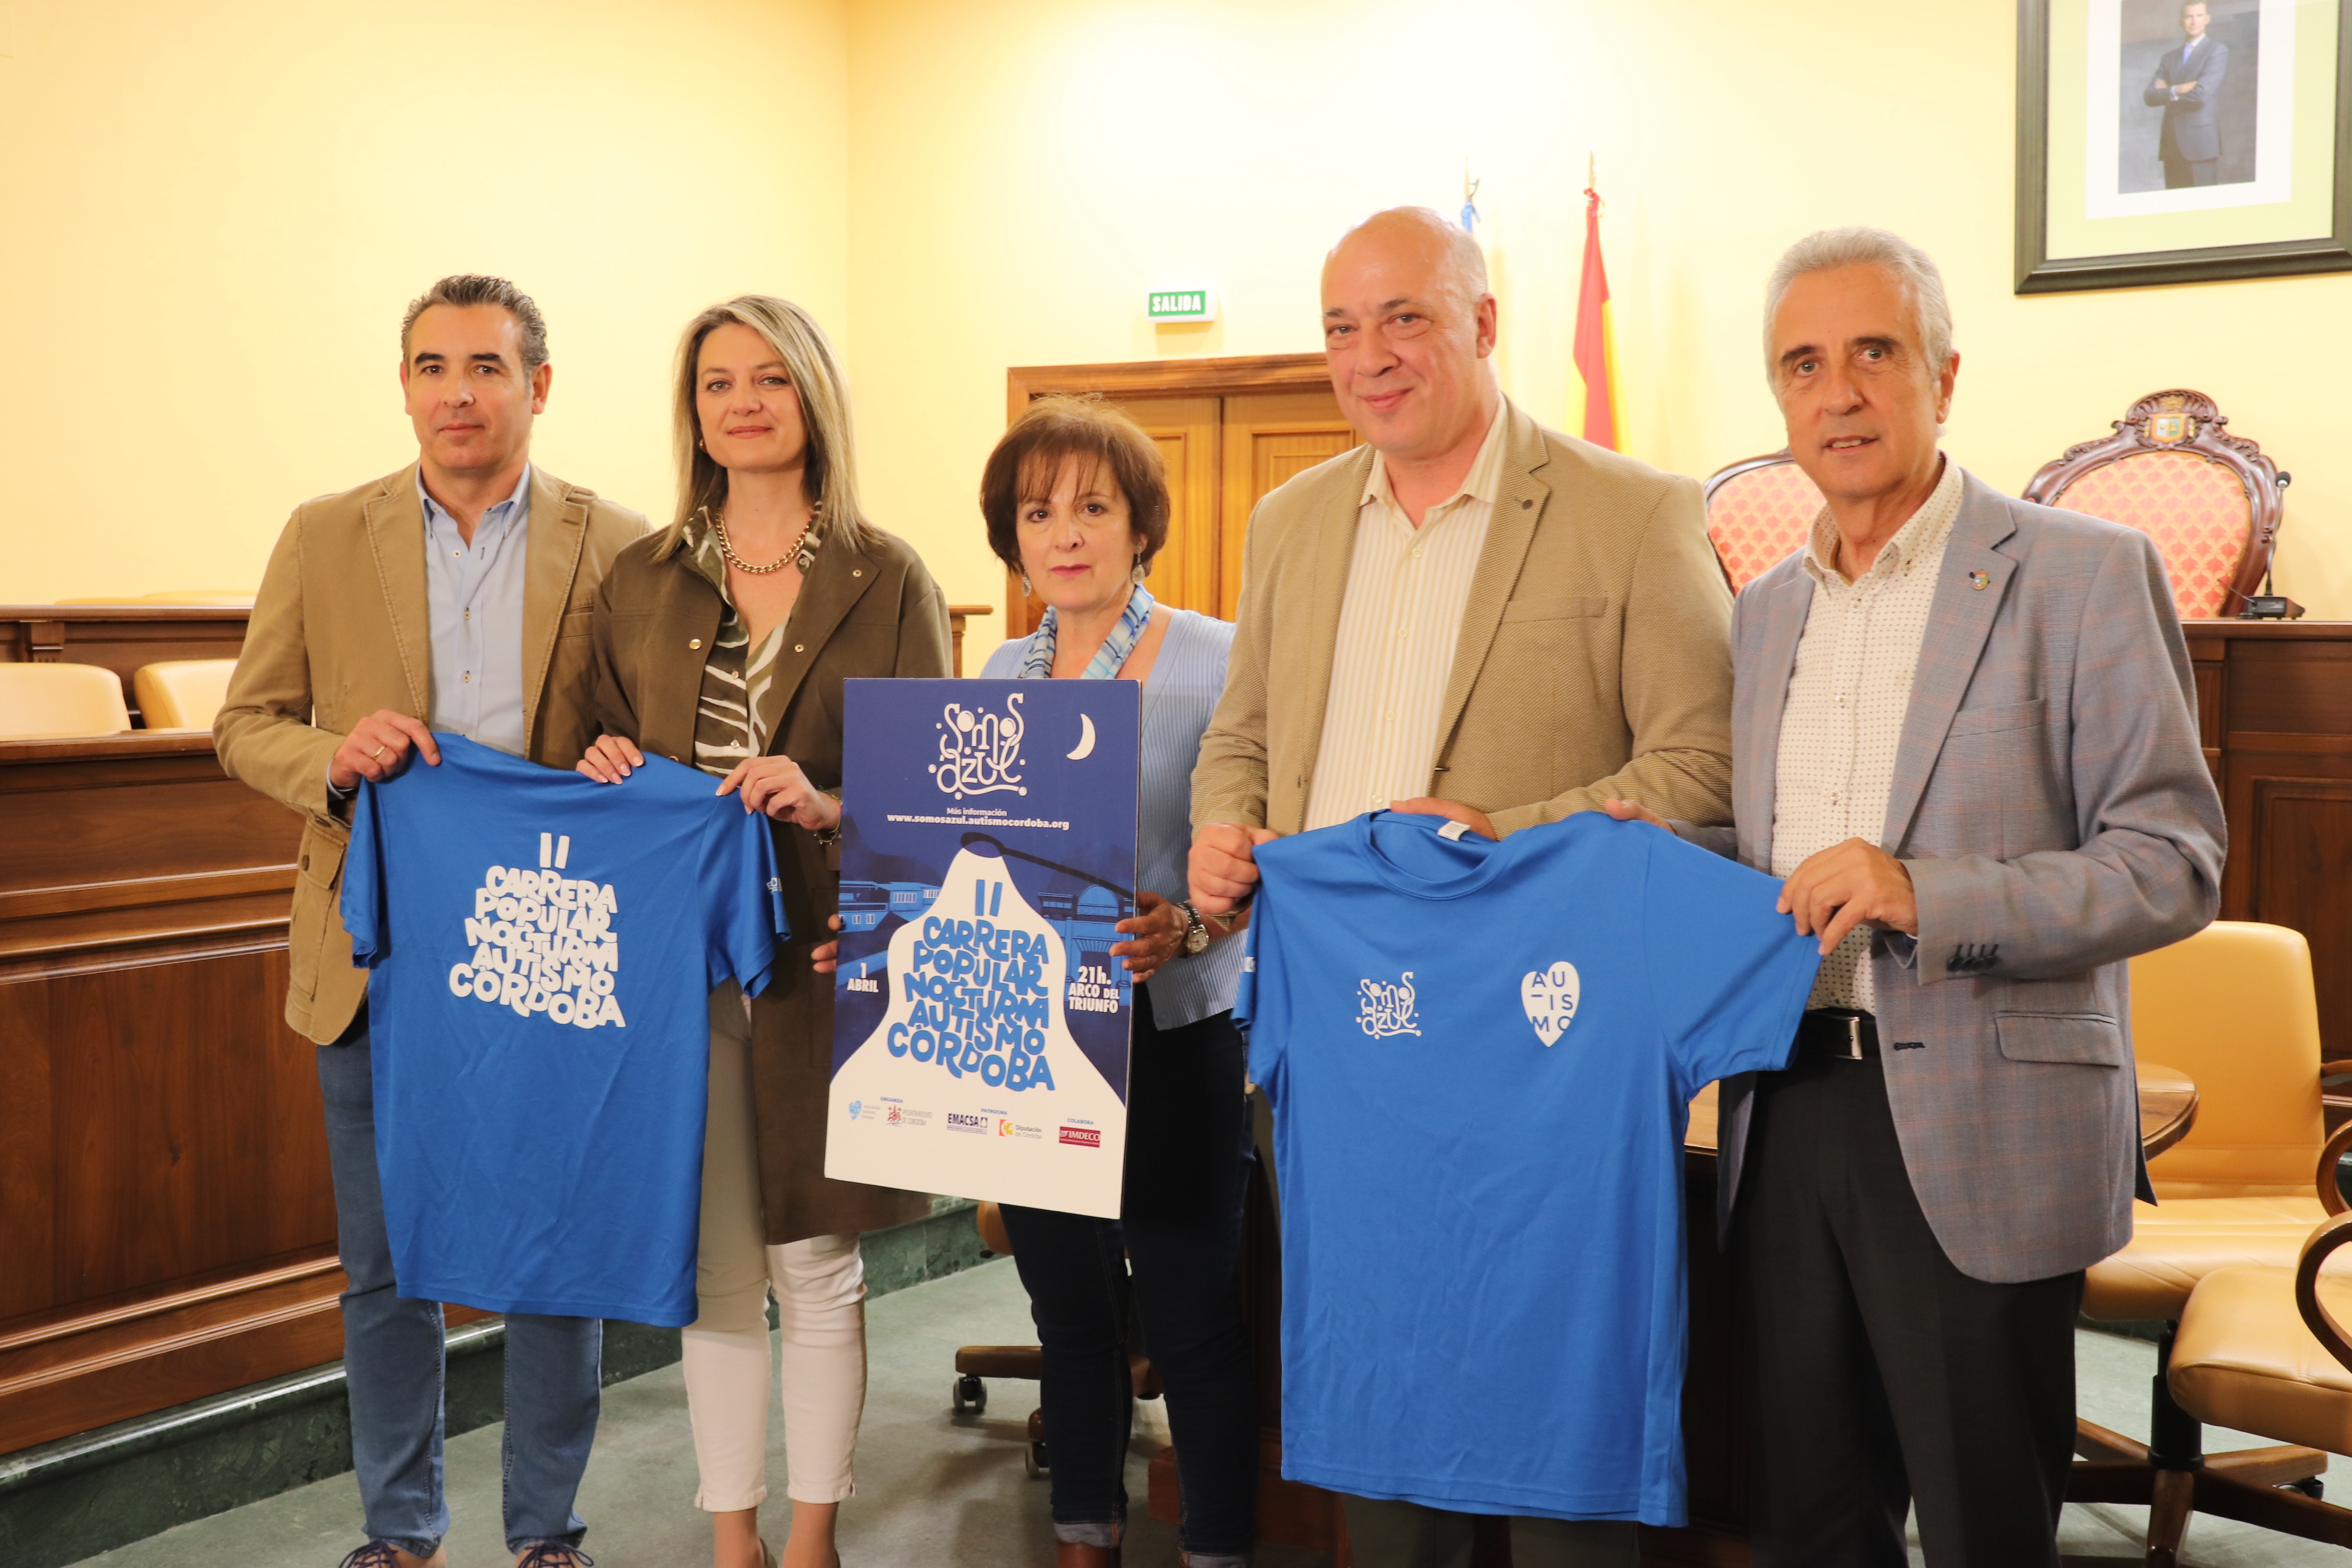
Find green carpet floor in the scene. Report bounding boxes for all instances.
[58,1257,2352,1567]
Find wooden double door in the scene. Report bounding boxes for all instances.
[1004,355,1358,636]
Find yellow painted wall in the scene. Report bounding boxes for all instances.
[6,0,2345,628]
[0,0,850,602]
[847,0,2352,648]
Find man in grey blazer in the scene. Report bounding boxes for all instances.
[1610,228,2222,1566]
[2146,0,2229,187]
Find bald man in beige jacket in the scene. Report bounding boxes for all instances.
[1187,210,1734,1568]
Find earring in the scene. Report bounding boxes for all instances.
[1131,557,1148,584]
[1021,574,1033,597]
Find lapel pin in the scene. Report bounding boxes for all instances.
[1968,570,1990,591]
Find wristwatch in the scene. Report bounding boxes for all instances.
[1177,900,1211,956]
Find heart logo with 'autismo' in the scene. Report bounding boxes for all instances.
[1520,961,1580,1047]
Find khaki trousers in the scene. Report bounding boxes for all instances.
[682,984,868,1511]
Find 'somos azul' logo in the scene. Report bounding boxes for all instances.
[847,1100,864,1121]
[446,832,624,1029]
[1521,961,1581,1046]
[929,695,1027,800]
[1357,972,1420,1038]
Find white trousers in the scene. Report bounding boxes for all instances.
[684,983,867,1511]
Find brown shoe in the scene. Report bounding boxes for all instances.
[1053,1543,1120,1567]
[338,1546,447,1568]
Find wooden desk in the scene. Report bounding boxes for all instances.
[0,733,357,1454]
[2184,620,2352,1064]
[2137,1063,2199,1159]
[0,600,1007,1460]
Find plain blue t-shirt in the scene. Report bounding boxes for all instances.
[342,735,786,1327]
[1236,811,1819,1525]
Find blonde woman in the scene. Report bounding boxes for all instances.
[577,296,943,1568]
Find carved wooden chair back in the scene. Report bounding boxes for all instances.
[2022,389,2286,621]
[1701,450,1824,594]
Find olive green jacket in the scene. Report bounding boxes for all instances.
[215,463,648,1044]
[1193,401,1736,836]
[590,518,949,1245]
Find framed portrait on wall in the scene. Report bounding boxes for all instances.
[2016,0,2352,290]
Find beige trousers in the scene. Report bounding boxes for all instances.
[684,983,867,1511]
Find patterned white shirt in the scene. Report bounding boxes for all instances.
[1771,457,1965,1011]
[1302,401,1510,833]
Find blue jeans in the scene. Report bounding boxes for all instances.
[999,995,1258,1565]
[318,1012,604,1554]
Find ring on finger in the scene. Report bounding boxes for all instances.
[371,743,386,761]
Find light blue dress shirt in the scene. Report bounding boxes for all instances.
[982,607,1242,1030]
[419,465,532,757]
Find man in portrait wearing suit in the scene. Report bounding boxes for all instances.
[2146,0,2230,187]
[215,276,643,1568]
[1186,205,1737,1567]
[1609,227,2223,1566]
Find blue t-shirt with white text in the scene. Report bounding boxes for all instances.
[1237,812,1818,1524]
[342,735,786,1327]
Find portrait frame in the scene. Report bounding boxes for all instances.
[2016,0,2352,291]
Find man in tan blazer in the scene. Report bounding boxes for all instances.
[215,275,643,1568]
[1187,209,1734,1567]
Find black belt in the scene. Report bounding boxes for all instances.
[1795,1008,1879,1060]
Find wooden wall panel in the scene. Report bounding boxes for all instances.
[0,733,346,1454]
[0,980,58,1322]
[1220,391,1360,623]
[1,776,294,906]
[2230,639,2352,736]
[1136,397,1223,618]
[2195,622,2352,1063]
[44,948,334,1302]
[0,1256,347,1455]
[2249,777,2352,1061]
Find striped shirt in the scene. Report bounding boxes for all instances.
[678,507,803,777]
[1301,400,1509,834]
[1771,456,1965,1011]
[984,608,1243,1028]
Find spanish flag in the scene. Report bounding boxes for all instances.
[1573,174,1623,452]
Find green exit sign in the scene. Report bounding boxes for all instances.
[1147,287,1217,322]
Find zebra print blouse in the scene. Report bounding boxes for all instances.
[678,507,814,778]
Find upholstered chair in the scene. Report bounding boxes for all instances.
[950,1202,1161,1479]
[132,659,239,731]
[2072,922,2343,1559]
[1700,451,1822,593]
[2145,1138,2352,1556]
[2023,388,2286,621]
[0,662,133,740]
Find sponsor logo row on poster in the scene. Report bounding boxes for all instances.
[846,1096,1102,1148]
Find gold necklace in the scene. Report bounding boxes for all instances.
[713,501,820,576]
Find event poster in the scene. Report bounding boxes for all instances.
[825,678,1139,1219]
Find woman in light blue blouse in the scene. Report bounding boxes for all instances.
[979,396,1256,1568]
